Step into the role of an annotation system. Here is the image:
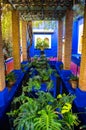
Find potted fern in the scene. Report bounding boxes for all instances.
[69,74,79,89]
[6,72,16,89]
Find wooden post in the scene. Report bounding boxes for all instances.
[12,10,21,69]
[22,20,27,61]
[58,20,63,61]
[0,5,6,91]
[79,4,86,91]
[63,9,73,70]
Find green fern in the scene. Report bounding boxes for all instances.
[63,112,80,128]
[34,105,62,130]
[14,99,38,130]
[37,92,55,108]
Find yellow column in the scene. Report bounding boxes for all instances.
[12,10,21,69]
[58,20,63,61]
[64,9,73,70]
[22,20,27,61]
[79,5,86,91]
[0,7,5,91]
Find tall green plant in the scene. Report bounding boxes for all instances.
[7,93,79,130]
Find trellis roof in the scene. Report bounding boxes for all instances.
[2,0,85,20]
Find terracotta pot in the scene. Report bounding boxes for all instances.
[70,80,78,89]
[7,81,16,90]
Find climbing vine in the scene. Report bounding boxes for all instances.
[33,21,57,30]
[1,10,12,43]
[1,8,13,59]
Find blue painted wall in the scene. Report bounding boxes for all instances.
[30,22,58,58]
[72,20,78,54]
[29,18,84,58]
[78,17,84,25]
[77,17,84,54]
[72,17,84,54]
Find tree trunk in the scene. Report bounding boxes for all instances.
[27,21,33,61]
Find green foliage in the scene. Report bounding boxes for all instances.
[7,55,80,130]
[63,112,79,128]
[1,10,13,60]
[33,21,56,30]
[5,71,16,88]
[70,74,79,81]
[37,92,55,108]
[14,97,38,130]
[7,92,80,130]
[22,75,41,92]
[6,72,16,82]
[29,55,58,78]
[73,3,84,20]
[36,38,49,51]
[29,55,39,68]
[34,105,62,130]
[2,10,12,42]
[3,40,13,59]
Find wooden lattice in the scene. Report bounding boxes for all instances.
[2,0,84,20]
